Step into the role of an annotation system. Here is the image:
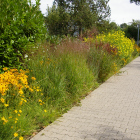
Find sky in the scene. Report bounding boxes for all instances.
[31,0,140,25]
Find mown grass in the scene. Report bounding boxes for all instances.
[0,33,139,140]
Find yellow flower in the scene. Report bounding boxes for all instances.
[40,61,43,65]
[5,119,8,123]
[3,67,8,71]
[24,99,27,103]
[29,88,33,92]
[31,77,36,80]
[36,88,41,92]
[19,90,24,94]
[38,99,42,102]
[0,98,5,103]
[15,118,18,121]
[18,114,21,116]
[14,110,18,113]
[4,104,9,107]
[44,110,47,113]
[19,136,24,140]
[19,101,23,106]
[1,116,8,124]
[1,116,6,121]
[21,98,27,103]
[19,110,22,113]
[14,132,18,137]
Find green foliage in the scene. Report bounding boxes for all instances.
[95,30,135,60]
[46,34,63,46]
[69,0,97,35]
[53,0,68,7]
[120,23,128,29]
[27,45,95,106]
[46,0,111,36]
[125,25,137,40]
[0,68,49,139]
[121,20,140,42]
[132,44,140,57]
[93,0,110,21]
[0,0,46,70]
[84,29,137,82]
[97,21,119,33]
[87,45,120,82]
[130,0,140,5]
[45,6,70,36]
[58,53,95,96]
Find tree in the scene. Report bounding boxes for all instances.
[93,0,110,22]
[122,20,140,41]
[45,6,70,36]
[109,22,118,30]
[53,0,66,6]
[97,21,119,33]
[70,0,98,35]
[130,0,140,5]
[47,0,111,36]
[120,23,128,29]
[125,25,137,40]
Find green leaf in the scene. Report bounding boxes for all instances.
[10,40,14,44]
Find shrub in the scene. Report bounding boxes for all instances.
[84,30,136,68]
[96,30,135,60]
[0,0,46,72]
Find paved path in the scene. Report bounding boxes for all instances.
[31,57,140,140]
